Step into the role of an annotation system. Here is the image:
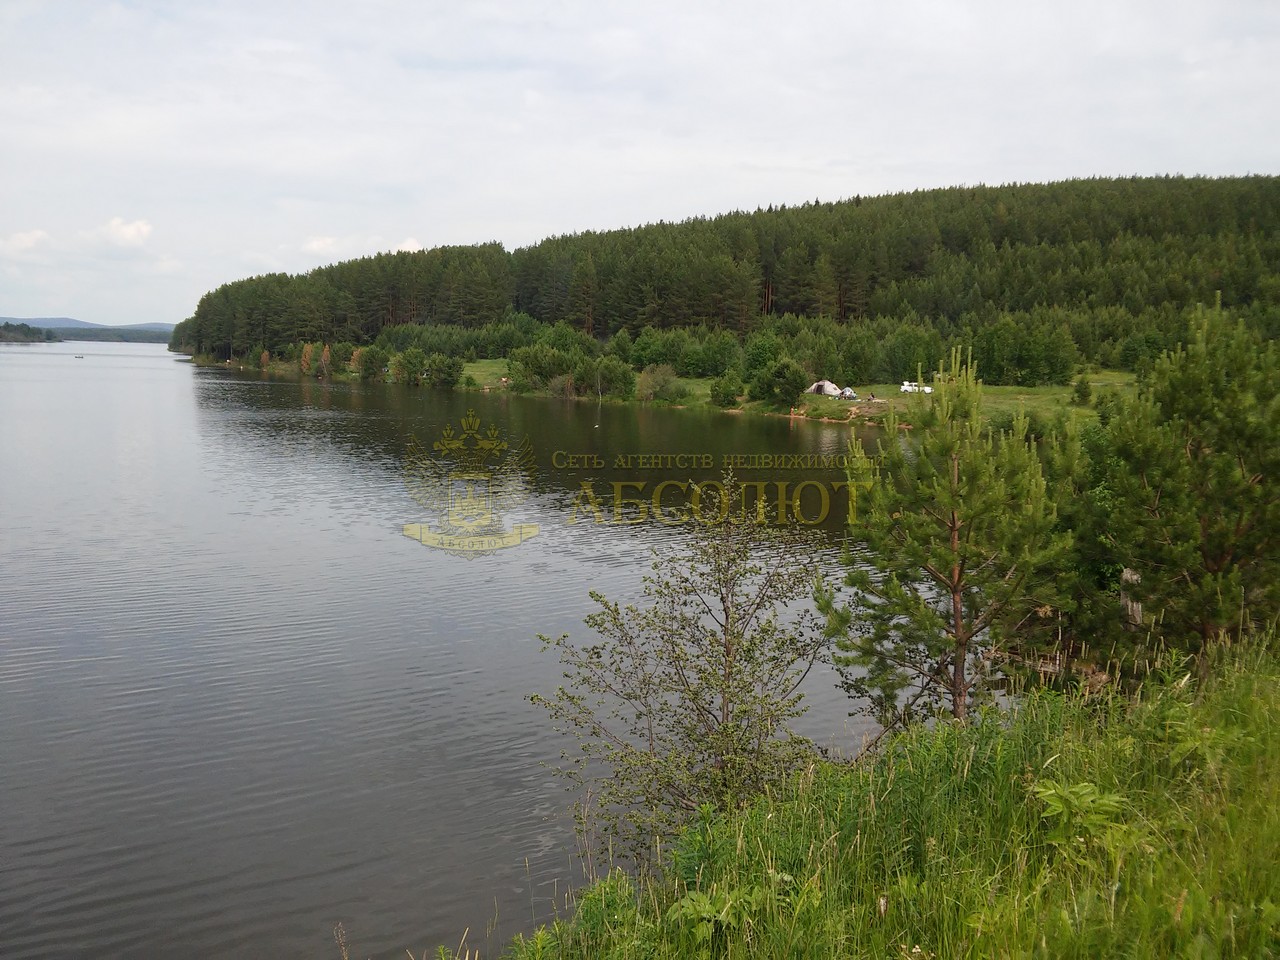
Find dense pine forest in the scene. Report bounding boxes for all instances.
[170,176,1280,388]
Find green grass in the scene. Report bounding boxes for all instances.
[380,358,1140,432]
[479,640,1280,959]
[795,394,858,421]
[660,369,1137,429]
[673,376,712,405]
[462,358,511,390]
[841,371,1137,431]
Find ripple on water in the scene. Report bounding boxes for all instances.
[0,351,874,959]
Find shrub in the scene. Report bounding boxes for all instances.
[748,357,808,407]
[575,355,636,399]
[709,371,743,407]
[358,345,389,382]
[509,343,576,389]
[390,346,428,385]
[331,341,356,366]
[636,363,688,403]
[423,352,463,389]
[1071,374,1093,406]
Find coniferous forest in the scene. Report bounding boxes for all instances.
[171,176,1280,389]
[164,178,1280,957]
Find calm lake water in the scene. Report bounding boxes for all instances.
[0,341,874,959]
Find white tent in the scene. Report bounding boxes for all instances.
[806,380,841,396]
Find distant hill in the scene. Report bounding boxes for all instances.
[169,175,1280,386]
[2,317,176,332]
[0,317,175,343]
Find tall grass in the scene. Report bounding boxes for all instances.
[480,640,1279,959]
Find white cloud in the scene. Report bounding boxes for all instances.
[0,0,1278,324]
[72,218,154,250]
[397,238,423,253]
[0,228,53,258]
[302,236,337,255]
[99,217,153,248]
[298,234,398,263]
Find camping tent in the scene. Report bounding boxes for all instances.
[806,380,841,396]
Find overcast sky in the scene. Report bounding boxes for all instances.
[2,1,1277,326]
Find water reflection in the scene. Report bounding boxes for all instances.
[0,344,875,960]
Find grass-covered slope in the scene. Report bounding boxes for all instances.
[492,644,1279,959]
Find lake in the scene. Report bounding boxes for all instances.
[0,341,875,959]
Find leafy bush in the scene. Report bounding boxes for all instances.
[743,330,783,378]
[1071,374,1093,406]
[631,328,690,370]
[423,352,463,389]
[747,357,808,407]
[635,363,688,403]
[508,343,576,389]
[390,346,428,385]
[531,477,826,855]
[536,320,598,359]
[575,355,636,399]
[357,345,389,382]
[709,371,743,407]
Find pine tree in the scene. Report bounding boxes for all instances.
[1101,303,1280,649]
[821,350,1069,722]
[568,254,600,337]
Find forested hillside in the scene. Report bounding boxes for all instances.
[170,176,1280,387]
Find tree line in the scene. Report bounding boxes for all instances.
[170,175,1280,389]
[0,321,59,343]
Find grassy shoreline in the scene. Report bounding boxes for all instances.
[447,641,1278,960]
[183,351,1134,430]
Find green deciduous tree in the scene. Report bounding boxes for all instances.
[709,371,743,407]
[423,352,464,389]
[635,363,687,403]
[747,357,808,408]
[577,355,635,399]
[390,346,428,385]
[532,478,827,856]
[820,350,1070,723]
[357,345,389,381]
